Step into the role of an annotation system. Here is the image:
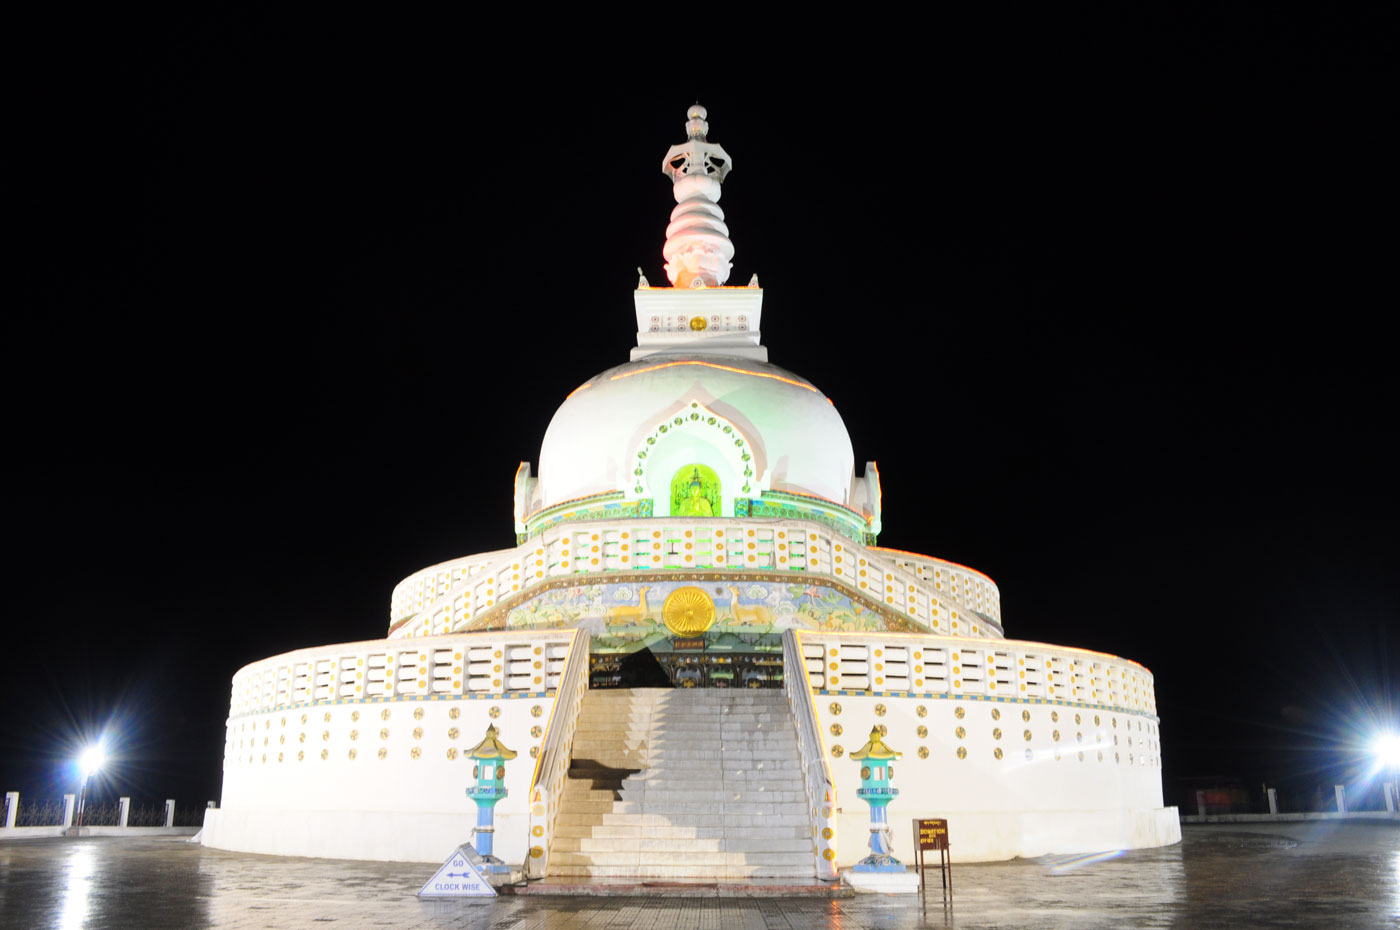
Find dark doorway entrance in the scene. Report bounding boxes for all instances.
[609,647,673,689]
[589,632,786,689]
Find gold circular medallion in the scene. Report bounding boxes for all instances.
[689,316,708,331]
[662,586,716,636]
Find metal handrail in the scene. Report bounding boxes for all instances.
[524,627,590,879]
[783,630,839,880]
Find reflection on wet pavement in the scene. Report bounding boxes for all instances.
[0,823,1397,929]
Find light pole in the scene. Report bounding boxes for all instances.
[76,745,105,830]
[1373,732,1400,812]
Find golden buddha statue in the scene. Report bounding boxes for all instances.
[675,468,713,517]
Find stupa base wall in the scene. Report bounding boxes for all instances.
[834,807,1180,866]
[201,808,528,864]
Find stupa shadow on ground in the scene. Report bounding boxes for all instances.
[3,824,1398,929]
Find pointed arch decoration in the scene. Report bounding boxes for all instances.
[628,401,760,516]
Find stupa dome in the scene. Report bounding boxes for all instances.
[535,354,856,516]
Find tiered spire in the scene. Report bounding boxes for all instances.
[661,105,734,287]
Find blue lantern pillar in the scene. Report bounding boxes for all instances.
[850,726,904,872]
[465,724,516,875]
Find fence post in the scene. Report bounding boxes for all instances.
[4,792,17,829]
[164,799,175,828]
[118,797,130,828]
[63,794,76,829]
[1195,790,1207,817]
[1266,788,1278,815]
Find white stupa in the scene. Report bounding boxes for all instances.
[202,106,1180,876]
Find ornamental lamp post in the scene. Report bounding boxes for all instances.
[850,726,905,873]
[465,724,516,875]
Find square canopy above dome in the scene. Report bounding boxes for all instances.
[633,286,766,361]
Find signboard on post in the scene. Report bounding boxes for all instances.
[418,844,497,898]
[916,819,948,850]
[912,819,951,898]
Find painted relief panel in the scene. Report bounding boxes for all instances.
[484,578,922,646]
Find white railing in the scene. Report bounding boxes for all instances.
[524,628,590,879]
[783,630,839,880]
[387,547,517,631]
[227,630,575,718]
[388,518,1003,640]
[796,631,1157,718]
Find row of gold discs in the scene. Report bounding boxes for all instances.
[823,702,1153,764]
[232,702,548,765]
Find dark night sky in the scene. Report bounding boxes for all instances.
[5,9,1395,811]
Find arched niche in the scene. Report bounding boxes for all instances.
[632,402,756,518]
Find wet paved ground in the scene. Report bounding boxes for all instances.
[1,823,1398,929]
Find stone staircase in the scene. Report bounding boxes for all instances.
[548,687,817,880]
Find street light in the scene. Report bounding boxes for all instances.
[1373,733,1400,815]
[1372,733,1400,770]
[75,745,105,830]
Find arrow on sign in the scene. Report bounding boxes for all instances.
[417,844,496,898]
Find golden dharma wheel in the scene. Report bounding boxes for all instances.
[662,586,716,636]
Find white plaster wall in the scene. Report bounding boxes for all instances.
[811,692,1175,864]
[831,808,1181,864]
[210,693,554,864]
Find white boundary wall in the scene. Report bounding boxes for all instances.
[795,631,1179,863]
[203,631,574,863]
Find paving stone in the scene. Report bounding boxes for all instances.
[5,825,1400,927]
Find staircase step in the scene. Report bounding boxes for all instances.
[547,864,820,880]
[546,687,816,879]
[555,803,810,823]
[550,850,814,868]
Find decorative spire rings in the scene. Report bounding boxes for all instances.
[661,105,735,288]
